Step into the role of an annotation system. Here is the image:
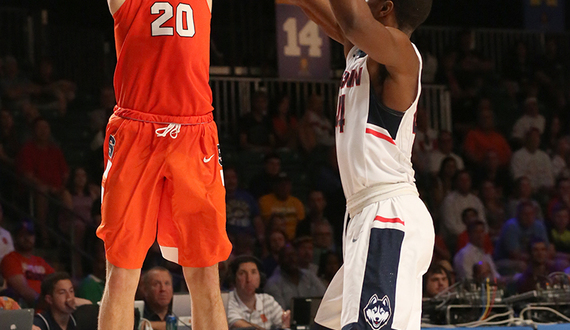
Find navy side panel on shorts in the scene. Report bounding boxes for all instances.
[342,228,404,330]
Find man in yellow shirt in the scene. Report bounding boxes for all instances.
[259,173,305,239]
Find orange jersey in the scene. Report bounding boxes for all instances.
[113,0,213,116]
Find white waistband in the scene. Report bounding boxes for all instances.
[346,182,418,216]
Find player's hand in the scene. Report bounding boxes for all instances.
[282,310,291,328]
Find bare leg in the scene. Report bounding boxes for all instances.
[98,261,141,330]
[183,264,228,330]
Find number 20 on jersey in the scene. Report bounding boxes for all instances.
[151,2,196,37]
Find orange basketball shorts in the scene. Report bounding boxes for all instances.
[96,107,232,269]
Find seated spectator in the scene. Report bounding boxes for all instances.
[429,130,464,175]
[249,153,281,199]
[239,90,274,152]
[440,170,486,249]
[0,273,20,310]
[453,220,500,281]
[312,221,336,264]
[455,208,493,255]
[264,244,325,310]
[0,56,34,110]
[511,97,545,146]
[0,221,54,306]
[262,229,287,278]
[224,166,264,246]
[423,264,450,299]
[516,239,559,293]
[429,156,458,214]
[412,106,438,178]
[16,117,69,246]
[511,128,554,195]
[259,173,305,240]
[317,251,341,287]
[272,94,298,150]
[295,190,329,238]
[0,109,20,167]
[494,201,550,275]
[506,176,544,221]
[298,94,334,153]
[551,137,570,179]
[463,105,511,169]
[227,256,290,329]
[0,203,14,263]
[479,180,506,238]
[547,177,570,221]
[472,150,510,196]
[34,272,92,330]
[549,204,570,255]
[77,242,106,304]
[142,267,174,330]
[473,261,499,283]
[294,237,318,274]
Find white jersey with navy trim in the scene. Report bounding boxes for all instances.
[335,44,422,202]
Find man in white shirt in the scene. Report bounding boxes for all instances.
[453,221,499,281]
[511,128,554,193]
[511,97,545,144]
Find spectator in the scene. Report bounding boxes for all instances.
[551,137,570,179]
[16,117,69,246]
[61,167,97,278]
[472,150,510,195]
[77,242,106,304]
[249,153,281,199]
[511,97,545,145]
[0,203,14,263]
[423,264,450,299]
[0,56,33,110]
[239,90,274,152]
[224,166,264,246]
[88,86,115,182]
[479,180,506,238]
[516,239,558,293]
[511,128,554,194]
[0,109,20,167]
[547,177,570,221]
[504,41,534,86]
[294,237,318,274]
[298,94,334,153]
[430,156,458,213]
[412,106,438,177]
[0,220,54,306]
[549,204,570,255]
[439,170,486,247]
[264,244,325,310]
[455,208,493,255]
[429,131,464,176]
[463,103,511,169]
[226,256,290,329]
[33,272,91,330]
[259,173,305,240]
[453,220,500,281]
[317,251,341,287]
[506,176,544,221]
[295,190,329,238]
[262,229,287,278]
[312,221,336,264]
[472,260,498,283]
[142,267,174,330]
[494,201,550,275]
[272,94,298,150]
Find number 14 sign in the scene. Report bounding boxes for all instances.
[275,0,331,79]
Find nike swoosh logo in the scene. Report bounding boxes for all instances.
[203,155,215,163]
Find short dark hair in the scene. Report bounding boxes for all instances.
[393,0,433,32]
[41,272,72,297]
[142,266,172,288]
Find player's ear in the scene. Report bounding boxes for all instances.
[45,294,53,305]
[379,0,394,17]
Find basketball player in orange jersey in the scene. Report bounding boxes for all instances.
[97,0,231,329]
[285,0,433,329]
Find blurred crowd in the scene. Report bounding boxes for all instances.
[0,30,570,328]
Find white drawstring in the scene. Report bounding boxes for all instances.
[155,123,181,139]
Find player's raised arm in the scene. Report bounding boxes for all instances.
[329,0,426,73]
[284,0,346,44]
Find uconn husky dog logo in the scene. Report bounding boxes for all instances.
[363,294,391,329]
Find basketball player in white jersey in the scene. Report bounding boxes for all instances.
[286,0,434,329]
